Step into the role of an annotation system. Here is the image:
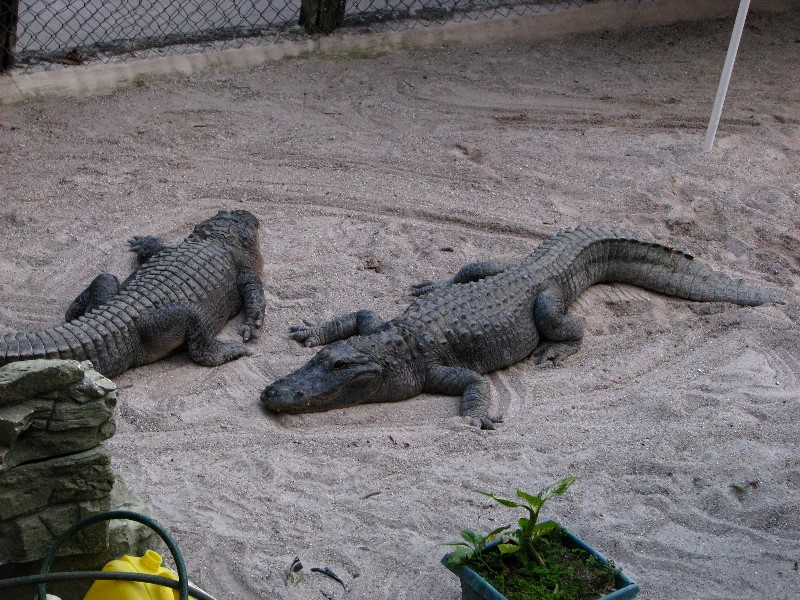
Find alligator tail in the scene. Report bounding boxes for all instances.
[601,237,776,306]
[0,320,119,376]
[538,228,778,307]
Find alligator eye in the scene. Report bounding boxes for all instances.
[331,359,350,369]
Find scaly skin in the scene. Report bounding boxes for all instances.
[0,210,266,377]
[261,227,778,429]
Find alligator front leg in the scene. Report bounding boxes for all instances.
[532,286,584,366]
[426,365,503,430]
[65,273,121,321]
[411,261,510,296]
[237,266,266,342]
[289,310,386,347]
[137,302,252,367]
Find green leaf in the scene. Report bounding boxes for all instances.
[517,517,530,531]
[531,520,560,538]
[485,525,511,541]
[504,531,521,545]
[498,543,522,555]
[440,541,472,548]
[460,529,483,546]
[476,489,523,509]
[444,546,474,567]
[516,489,544,509]
[538,476,578,503]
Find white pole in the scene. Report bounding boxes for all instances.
[702,0,752,152]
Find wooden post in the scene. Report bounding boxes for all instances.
[1,0,19,72]
[299,0,346,35]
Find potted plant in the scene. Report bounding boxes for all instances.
[441,476,639,600]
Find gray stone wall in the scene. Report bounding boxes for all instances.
[0,360,158,600]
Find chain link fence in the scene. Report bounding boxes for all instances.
[2,0,650,73]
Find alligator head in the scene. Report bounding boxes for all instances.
[261,341,385,413]
[192,209,263,272]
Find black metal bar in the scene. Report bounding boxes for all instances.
[300,0,346,35]
[0,0,19,72]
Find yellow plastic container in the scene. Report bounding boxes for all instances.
[83,549,183,600]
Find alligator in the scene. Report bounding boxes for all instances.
[0,210,266,377]
[261,227,777,428]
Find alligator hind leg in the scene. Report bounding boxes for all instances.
[290,310,386,347]
[65,273,121,321]
[138,302,252,367]
[412,261,509,296]
[65,235,168,322]
[533,287,584,366]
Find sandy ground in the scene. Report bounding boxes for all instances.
[1,9,799,600]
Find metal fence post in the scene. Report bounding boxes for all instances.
[1,0,19,72]
[299,0,346,35]
[702,0,752,152]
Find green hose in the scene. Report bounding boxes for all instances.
[0,571,217,600]
[0,509,211,600]
[38,509,190,600]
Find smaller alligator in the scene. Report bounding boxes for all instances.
[261,227,778,428]
[0,210,265,377]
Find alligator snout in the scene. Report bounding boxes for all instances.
[260,341,386,414]
[260,384,305,412]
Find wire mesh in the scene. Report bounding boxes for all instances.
[2,1,649,73]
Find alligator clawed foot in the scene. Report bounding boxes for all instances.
[467,414,503,430]
[227,342,254,359]
[241,315,263,342]
[289,319,322,347]
[192,340,252,367]
[241,323,261,342]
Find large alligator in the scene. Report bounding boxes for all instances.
[0,210,266,377]
[261,227,777,428]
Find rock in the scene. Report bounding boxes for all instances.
[0,359,86,406]
[0,496,111,564]
[0,359,158,600]
[0,361,116,473]
[105,476,161,558]
[0,446,115,521]
[0,479,161,600]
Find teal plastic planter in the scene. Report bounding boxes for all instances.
[442,522,639,600]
